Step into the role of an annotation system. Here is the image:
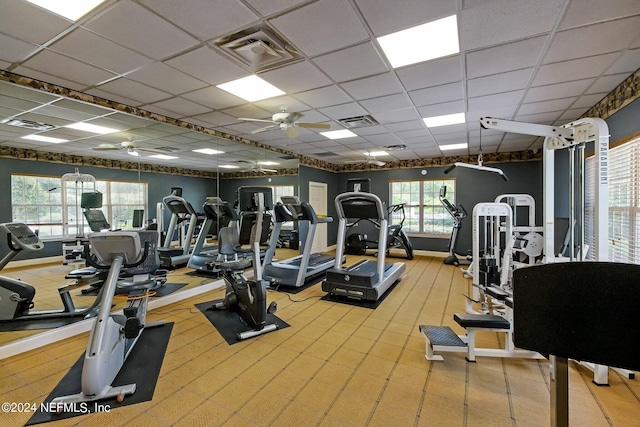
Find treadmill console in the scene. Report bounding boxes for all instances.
[0,222,44,251]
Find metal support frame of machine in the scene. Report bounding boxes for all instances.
[263,196,336,288]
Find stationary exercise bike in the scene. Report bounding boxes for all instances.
[0,222,102,322]
[439,186,470,266]
[51,231,164,406]
[210,187,277,341]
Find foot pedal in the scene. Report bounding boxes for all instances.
[124,318,141,339]
[267,301,277,314]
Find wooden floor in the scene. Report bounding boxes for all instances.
[1,253,639,426]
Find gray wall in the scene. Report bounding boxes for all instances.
[0,157,217,260]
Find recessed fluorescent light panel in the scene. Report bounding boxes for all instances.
[367,151,388,157]
[439,143,468,151]
[377,15,459,68]
[216,75,285,102]
[320,129,358,140]
[258,161,279,166]
[423,112,466,128]
[26,0,106,21]
[219,165,239,169]
[150,154,178,160]
[21,134,68,143]
[193,148,224,155]
[64,122,119,134]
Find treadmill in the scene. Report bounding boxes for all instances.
[187,197,238,273]
[322,192,406,301]
[263,197,336,288]
[158,192,199,268]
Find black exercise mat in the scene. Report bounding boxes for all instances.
[195,300,289,345]
[185,270,222,278]
[26,322,173,425]
[320,280,400,309]
[77,283,186,298]
[0,316,86,332]
[267,275,322,294]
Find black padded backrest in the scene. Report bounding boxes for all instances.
[218,226,240,256]
[513,262,640,372]
[84,209,110,232]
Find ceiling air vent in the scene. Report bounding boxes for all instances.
[2,118,55,131]
[154,146,180,153]
[337,115,379,128]
[313,152,338,157]
[384,144,408,151]
[214,27,301,71]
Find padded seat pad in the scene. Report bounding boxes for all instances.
[454,313,510,329]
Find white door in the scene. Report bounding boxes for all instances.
[308,181,328,253]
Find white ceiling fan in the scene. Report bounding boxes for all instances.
[345,152,386,167]
[92,140,165,157]
[238,106,330,138]
[237,160,278,173]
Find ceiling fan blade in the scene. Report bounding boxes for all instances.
[92,143,120,151]
[295,122,331,130]
[252,124,277,134]
[285,126,299,138]
[238,117,275,123]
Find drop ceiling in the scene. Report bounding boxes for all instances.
[0,0,639,172]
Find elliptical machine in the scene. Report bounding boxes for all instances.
[439,186,469,266]
[210,187,277,340]
[51,231,164,406]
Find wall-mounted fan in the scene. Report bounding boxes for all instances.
[238,106,330,138]
[92,140,165,157]
[237,160,278,173]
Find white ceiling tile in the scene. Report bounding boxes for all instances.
[557,108,589,122]
[559,0,640,30]
[292,86,352,108]
[384,120,424,133]
[12,65,90,91]
[355,0,456,36]
[50,28,153,74]
[460,0,564,50]
[533,53,619,86]
[85,87,142,107]
[138,0,258,40]
[147,97,212,117]
[84,1,198,60]
[416,100,465,118]
[360,93,413,114]
[269,0,369,56]
[165,46,249,85]
[352,125,387,136]
[340,73,404,100]
[373,108,421,124]
[222,104,272,120]
[260,61,332,94]
[514,111,563,124]
[396,56,461,91]
[571,93,608,109]
[605,49,640,75]
[95,78,172,104]
[467,68,533,98]
[180,86,243,110]
[524,79,594,103]
[318,103,368,120]
[586,74,629,94]
[430,126,467,137]
[312,42,389,83]
[466,36,548,79]
[544,16,640,64]
[243,0,310,16]
[0,34,38,63]
[21,50,116,87]
[467,90,524,111]
[254,96,311,114]
[408,82,463,107]
[0,0,72,44]
[519,98,575,115]
[127,62,208,95]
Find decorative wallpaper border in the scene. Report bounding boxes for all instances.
[2,67,639,178]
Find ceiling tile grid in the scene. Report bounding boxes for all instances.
[0,0,638,171]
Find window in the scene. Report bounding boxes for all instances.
[389,179,456,234]
[271,185,295,204]
[11,174,147,238]
[586,135,640,263]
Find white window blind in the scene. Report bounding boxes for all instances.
[586,135,640,263]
